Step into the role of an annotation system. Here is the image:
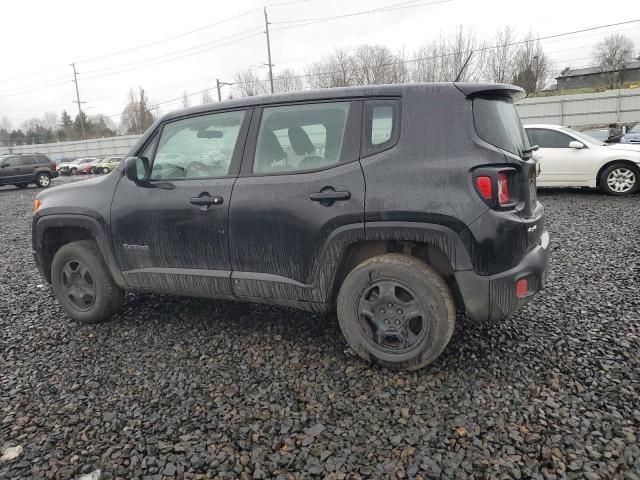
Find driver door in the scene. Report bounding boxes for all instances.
[110,108,251,296]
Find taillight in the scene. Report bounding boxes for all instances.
[475,176,492,199]
[50,163,57,172]
[497,173,509,205]
[515,278,528,298]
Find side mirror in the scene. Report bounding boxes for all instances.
[124,156,150,184]
[0,164,7,168]
[569,141,584,149]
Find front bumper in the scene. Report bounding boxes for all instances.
[455,230,550,321]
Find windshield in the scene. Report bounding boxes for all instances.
[630,124,640,133]
[561,127,606,146]
[473,94,530,156]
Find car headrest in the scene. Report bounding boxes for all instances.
[288,125,315,156]
[258,129,287,163]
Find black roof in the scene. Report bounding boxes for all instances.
[160,82,524,122]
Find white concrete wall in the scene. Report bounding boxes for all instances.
[516,88,640,127]
[0,135,142,161]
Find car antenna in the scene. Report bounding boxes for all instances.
[454,51,474,82]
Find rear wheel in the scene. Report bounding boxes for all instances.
[35,173,50,188]
[600,163,639,195]
[101,167,110,174]
[337,253,456,371]
[70,167,78,175]
[51,240,124,323]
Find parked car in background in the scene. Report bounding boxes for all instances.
[0,153,57,189]
[78,158,105,174]
[58,157,97,175]
[32,83,549,370]
[98,156,123,174]
[620,123,640,144]
[581,126,623,144]
[525,124,640,195]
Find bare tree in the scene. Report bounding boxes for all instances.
[120,87,157,135]
[201,89,214,104]
[411,26,484,82]
[42,111,58,132]
[305,48,356,88]
[350,45,407,85]
[484,26,519,83]
[182,90,190,108]
[512,34,551,95]
[0,117,11,131]
[234,69,268,97]
[274,68,304,93]
[593,33,635,88]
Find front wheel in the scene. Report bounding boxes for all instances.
[600,163,639,195]
[70,167,78,175]
[101,167,110,174]
[337,253,456,371]
[15,183,29,189]
[35,173,50,188]
[51,240,125,323]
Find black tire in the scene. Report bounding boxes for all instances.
[337,253,455,371]
[35,172,51,188]
[599,163,639,196]
[51,240,124,323]
[70,167,78,175]
[15,183,29,189]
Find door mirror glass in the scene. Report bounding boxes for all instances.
[569,141,584,149]
[125,156,149,183]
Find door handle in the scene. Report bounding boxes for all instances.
[190,195,224,206]
[310,191,351,201]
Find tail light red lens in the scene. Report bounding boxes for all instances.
[497,173,509,205]
[50,163,57,172]
[515,278,528,298]
[475,176,492,200]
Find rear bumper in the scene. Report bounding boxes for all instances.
[50,171,58,179]
[455,230,550,321]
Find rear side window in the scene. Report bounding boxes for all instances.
[253,102,351,174]
[34,155,49,164]
[362,99,400,156]
[473,95,529,156]
[19,156,35,166]
[526,128,572,148]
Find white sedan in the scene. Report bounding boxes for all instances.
[525,124,640,195]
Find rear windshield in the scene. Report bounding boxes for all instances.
[473,94,529,156]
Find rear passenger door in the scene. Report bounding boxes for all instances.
[527,128,591,184]
[228,100,365,304]
[18,155,36,180]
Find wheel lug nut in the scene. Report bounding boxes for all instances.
[395,319,401,325]
[379,308,385,314]
[387,303,393,308]
[397,309,403,314]
[384,319,390,324]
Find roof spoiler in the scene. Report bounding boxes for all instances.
[454,82,526,102]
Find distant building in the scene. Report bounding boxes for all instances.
[556,60,640,89]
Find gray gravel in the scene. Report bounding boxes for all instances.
[1,176,639,480]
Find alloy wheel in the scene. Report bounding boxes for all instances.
[37,175,50,187]
[607,168,636,193]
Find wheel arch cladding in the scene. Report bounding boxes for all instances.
[33,215,124,286]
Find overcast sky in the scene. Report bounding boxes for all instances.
[1,0,639,127]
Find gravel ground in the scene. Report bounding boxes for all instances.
[1,176,639,480]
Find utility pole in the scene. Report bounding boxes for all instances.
[216,79,232,101]
[70,62,86,139]
[264,7,274,94]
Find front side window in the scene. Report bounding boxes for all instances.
[1,156,18,167]
[527,129,573,149]
[151,110,246,179]
[253,102,350,174]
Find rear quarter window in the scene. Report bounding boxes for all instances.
[473,95,529,156]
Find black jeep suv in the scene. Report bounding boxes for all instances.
[0,153,57,189]
[32,83,549,370]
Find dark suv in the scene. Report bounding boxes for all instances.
[1,153,57,189]
[32,83,549,370]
